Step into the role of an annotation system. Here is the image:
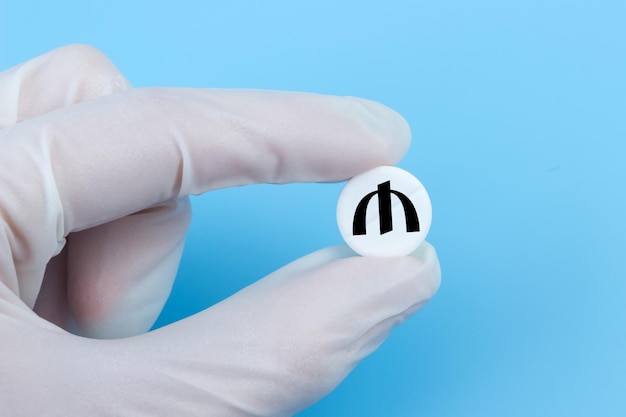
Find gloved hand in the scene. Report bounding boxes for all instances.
[0,45,441,417]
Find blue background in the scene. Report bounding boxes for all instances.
[2,1,625,415]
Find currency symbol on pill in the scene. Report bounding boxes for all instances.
[352,180,420,236]
[336,166,432,257]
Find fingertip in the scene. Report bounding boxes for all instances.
[342,97,412,165]
[297,243,440,314]
[406,241,442,299]
[344,241,441,309]
[271,241,440,306]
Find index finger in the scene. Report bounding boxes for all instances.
[1,88,411,235]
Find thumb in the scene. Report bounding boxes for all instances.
[0,244,440,417]
[117,242,441,416]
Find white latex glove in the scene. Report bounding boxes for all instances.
[0,45,441,416]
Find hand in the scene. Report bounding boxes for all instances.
[0,45,441,416]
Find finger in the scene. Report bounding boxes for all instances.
[34,198,191,338]
[5,44,137,321]
[0,244,439,416]
[1,88,410,307]
[116,242,440,416]
[0,44,130,127]
[0,45,191,331]
[2,87,410,234]
[0,44,130,125]
[64,197,191,338]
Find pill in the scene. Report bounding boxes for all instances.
[336,166,432,257]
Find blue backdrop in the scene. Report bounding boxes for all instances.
[2,1,625,415]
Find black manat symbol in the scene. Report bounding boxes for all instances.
[353,180,420,236]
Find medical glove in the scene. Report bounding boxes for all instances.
[0,45,441,416]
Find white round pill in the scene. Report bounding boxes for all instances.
[336,166,432,257]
